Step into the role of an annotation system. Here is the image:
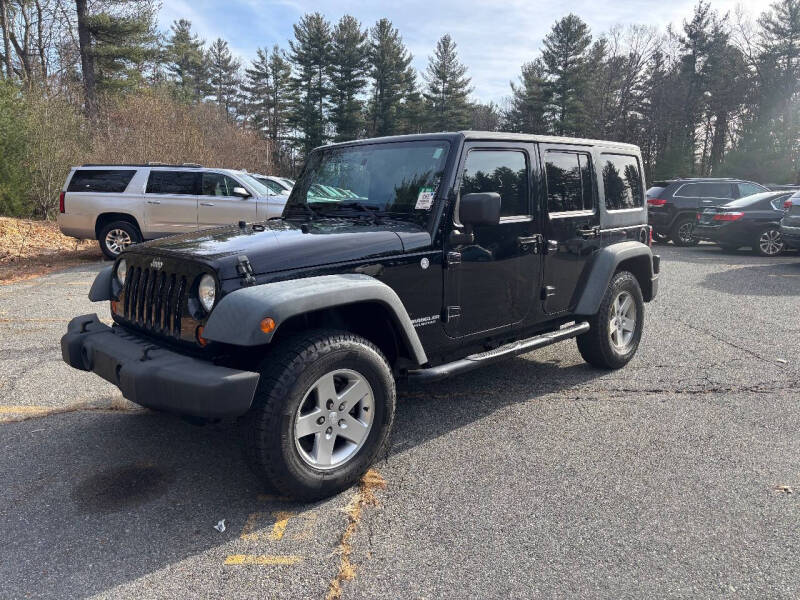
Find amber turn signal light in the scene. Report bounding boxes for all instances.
[110,300,119,314]
[260,317,276,334]
[196,325,208,347]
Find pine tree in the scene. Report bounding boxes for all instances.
[366,18,412,136]
[397,67,425,134]
[165,19,208,102]
[208,38,241,119]
[541,14,592,135]
[423,34,473,131]
[288,12,332,156]
[328,15,368,142]
[505,59,550,133]
[244,45,292,164]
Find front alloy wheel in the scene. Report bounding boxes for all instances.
[294,369,375,470]
[244,330,395,500]
[756,228,784,256]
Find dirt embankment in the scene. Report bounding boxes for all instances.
[0,217,102,284]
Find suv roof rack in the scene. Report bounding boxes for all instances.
[80,163,205,168]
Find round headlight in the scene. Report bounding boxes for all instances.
[115,258,127,285]
[198,274,216,312]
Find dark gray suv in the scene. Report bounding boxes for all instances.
[647,178,768,246]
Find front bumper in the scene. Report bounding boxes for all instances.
[61,314,260,418]
[780,224,800,247]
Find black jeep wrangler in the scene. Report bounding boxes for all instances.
[62,132,660,500]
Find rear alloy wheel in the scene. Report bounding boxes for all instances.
[98,220,141,259]
[671,216,699,247]
[577,271,644,369]
[755,227,784,257]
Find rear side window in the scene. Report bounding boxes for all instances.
[67,169,135,193]
[146,171,198,195]
[461,149,529,217]
[675,183,732,198]
[738,182,766,197]
[545,151,594,213]
[646,186,665,199]
[602,154,643,210]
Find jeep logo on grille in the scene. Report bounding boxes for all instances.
[150,258,163,270]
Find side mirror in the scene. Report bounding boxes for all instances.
[459,192,501,226]
[232,186,250,198]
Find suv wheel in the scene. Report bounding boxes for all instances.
[754,227,784,257]
[671,216,699,246]
[577,271,644,370]
[244,330,395,501]
[98,220,141,259]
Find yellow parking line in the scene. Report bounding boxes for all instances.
[224,554,302,566]
[269,511,296,541]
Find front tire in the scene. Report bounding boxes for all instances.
[244,330,395,501]
[98,220,141,259]
[577,271,644,370]
[671,216,699,246]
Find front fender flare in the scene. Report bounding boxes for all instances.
[574,241,656,316]
[203,274,428,366]
[88,265,114,301]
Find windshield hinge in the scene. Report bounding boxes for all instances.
[236,255,256,286]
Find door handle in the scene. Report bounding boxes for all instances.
[576,225,599,239]
[517,235,542,253]
[146,200,161,205]
[200,202,215,206]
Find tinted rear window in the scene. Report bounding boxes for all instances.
[67,169,135,193]
[601,154,643,210]
[544,150,594,213]
[646,186,665,198]
[146,171,198,195]
[675,182,732,198]
[724,192,777,209]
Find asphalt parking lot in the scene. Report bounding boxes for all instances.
[1,244,799,599]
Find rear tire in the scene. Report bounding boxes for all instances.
[753,227,784,257]
[671,216,699,246]
[98,220,141,259]
[577,271,644,370]
[243,329,395,501]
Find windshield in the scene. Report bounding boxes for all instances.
[285,140,451,225]
[237,173,272,196]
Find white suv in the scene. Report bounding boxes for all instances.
[57,164,289,258]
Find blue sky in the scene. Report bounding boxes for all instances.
[159,0,773,102]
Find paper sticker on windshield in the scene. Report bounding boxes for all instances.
[415,187,435,210]
[432,148,443,159]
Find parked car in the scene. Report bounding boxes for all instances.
[694,190,794,256]
[780,189,800,250]
[254,174,293,195]
[58,164,289,259]
[647,178,769,246]
[61,131,659,500]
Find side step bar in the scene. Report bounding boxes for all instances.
[406,321,590,383]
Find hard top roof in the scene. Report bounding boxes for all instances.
[320,131,640,152]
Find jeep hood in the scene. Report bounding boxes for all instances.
[131,219,430,280]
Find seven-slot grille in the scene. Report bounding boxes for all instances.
[121,265,187,337]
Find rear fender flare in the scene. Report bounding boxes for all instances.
[574,241,655,316]
[203,274,428,366]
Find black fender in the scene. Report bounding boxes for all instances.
[574,241,658,316]
[88,265,114,301]
[203,274,428,366]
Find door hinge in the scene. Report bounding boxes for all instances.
[445,306,461,322]
[541,285,556,300]
[446,251,461,266]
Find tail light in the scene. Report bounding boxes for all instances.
[712,212,744,221]
[696,212,702,220]
[59,191,65,214]
[647,198,667,207]
[784,199,793,211]
[648,226,653,247]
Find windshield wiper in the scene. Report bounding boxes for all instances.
[315,202,389,224]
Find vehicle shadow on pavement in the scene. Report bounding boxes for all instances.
[701,261,800,296]
[392,354,604,456]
